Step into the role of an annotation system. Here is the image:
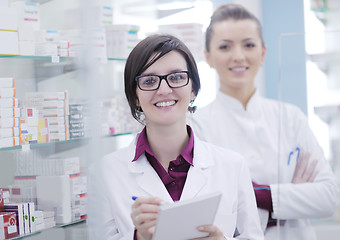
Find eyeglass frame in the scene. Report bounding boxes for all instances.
[135,71,190,91]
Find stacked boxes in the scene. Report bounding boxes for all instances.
[36,174,87,224]
[69,104,88,139]
[0,78,21,148]
[20,108,40,144]
[0,212,18,239]
[14,155,87,224]
[15,156,80,177]
[3,203,26,235]
[36,175,71,224]
[25,91,69,142]
[59,29,82,57]
[35,211,55,230]
[0,189,19,238]
[98,5,113,26]
[57,40,71,57]
[105,24,140,59]
[35,29,59,56]
[10,1,40,56]
[100,97,141,135]
[70,176,87,221]
[0,5,19,55]
[158,23,204,61]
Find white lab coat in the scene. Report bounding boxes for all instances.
[189,90,339,240]
[87,133,264,240]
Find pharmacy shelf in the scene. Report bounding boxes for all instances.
[0,55,126,62]
[310,8,340,24]
[307,52,340,63]
[307,52,340,73]
[314,105,340,124]
[0,132,133,152]
[11,219,86,240]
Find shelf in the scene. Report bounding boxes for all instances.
[0,132,133,152]
[307,52,340,72]
[310,8,340,24]
[11,219,86,240]
[107,57,127,61]
[0,55,126,62]
[314,104,340,123]
[307,52,340,63]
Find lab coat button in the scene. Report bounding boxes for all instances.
[170,167,174,171]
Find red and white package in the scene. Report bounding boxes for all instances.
[0,212,18,239]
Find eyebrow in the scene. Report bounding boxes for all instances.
[141,69,186,76]
[219,38,256,43]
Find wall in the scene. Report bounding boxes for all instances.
[262,0,308,114]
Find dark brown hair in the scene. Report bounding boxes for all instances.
[124,34,200,123]
[205,4,265,52]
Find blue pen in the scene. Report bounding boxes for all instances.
[132,196,138,201]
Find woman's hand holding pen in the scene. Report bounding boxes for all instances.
[131,196,162,240]
[292,151,319,184]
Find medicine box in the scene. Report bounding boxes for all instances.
[0,6,18,30]
[0,212,18,239]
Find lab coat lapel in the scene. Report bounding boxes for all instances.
[128,153,173,202]
[180,164,207,201]
[180,137,212,201]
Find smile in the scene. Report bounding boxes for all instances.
[230,67,248,72]
[155,100,176,107]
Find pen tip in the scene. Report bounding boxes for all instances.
[132,196,138,201]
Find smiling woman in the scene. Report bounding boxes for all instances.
[191,4,339,240]
[88,34,264,240]
[134,50,194,127]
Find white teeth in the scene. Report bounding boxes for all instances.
[156,101,176,107]
[231,67,246,72]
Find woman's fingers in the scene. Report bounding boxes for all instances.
[131,196,162,220]
[134,213,158,225]
[131,196,162,239]
[304,159,318,182]
[292,151,319,184]
[189,224,225,239]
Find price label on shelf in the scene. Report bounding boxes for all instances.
[52,55,60,63]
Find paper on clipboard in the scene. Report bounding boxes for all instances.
[152,192,222,240]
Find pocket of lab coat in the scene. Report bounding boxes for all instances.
[104,218,121,240]
[214,212,237,237]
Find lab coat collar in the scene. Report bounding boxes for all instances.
[127,134,214,202]
[180,134,213,201]
[216,89,261,113]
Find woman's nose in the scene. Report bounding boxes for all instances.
[156,79,172,94]
[232,46,246,62]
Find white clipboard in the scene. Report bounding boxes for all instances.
[152,192,222,240]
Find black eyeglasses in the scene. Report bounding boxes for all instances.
[135,71,190,91]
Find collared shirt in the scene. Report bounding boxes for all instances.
[132,125,194,201]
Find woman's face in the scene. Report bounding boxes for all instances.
[205,19,266,95]
[136,50,195,127]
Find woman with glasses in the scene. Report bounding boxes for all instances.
[88,34,263,240]
[190,4,338,240]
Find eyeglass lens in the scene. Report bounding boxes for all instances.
[138,72,188,90]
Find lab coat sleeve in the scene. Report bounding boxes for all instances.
[233,159,264,240]
[87,161,135,240]
[270,106,339,220]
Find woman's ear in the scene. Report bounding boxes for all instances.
[261,45,267,65]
